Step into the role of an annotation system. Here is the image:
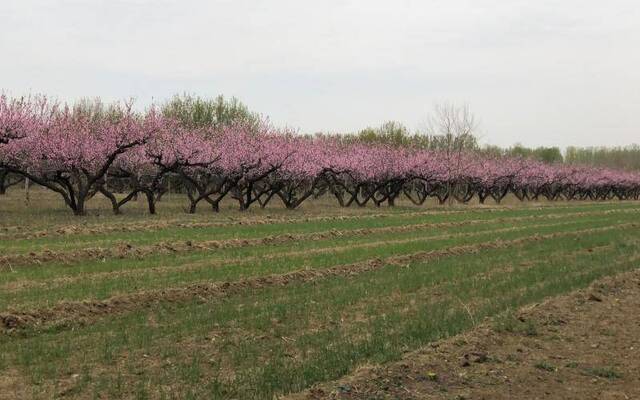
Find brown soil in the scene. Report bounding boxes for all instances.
[285,269,640,400]
[0,218,586,293]
[2,208,635,269]
[1,222,634,333]
[1,202,620,241]
[0,369,30,400]
[0,207,478,240]
[0,213,549,267]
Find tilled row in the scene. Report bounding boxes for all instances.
[304,243,620,343]
[0,219,603,295]
[282,262,640,400]
[2,222,635,333]
[1,202,626,240]
[0,218,601,293]
[44,241,628,400]
[0,208,475,240]
[2,208,636,269]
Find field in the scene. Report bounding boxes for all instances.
[1,190,640,399]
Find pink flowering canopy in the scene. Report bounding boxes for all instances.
[1,94,639,214]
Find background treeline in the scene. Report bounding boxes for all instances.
[564,145,640,171]
[163,96,621,171]
[343,119,638,170]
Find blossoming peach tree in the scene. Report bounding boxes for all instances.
[1,95,639,215]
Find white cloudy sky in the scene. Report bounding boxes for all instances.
[1,0,639,148]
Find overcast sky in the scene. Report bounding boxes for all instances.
[1,0,639,148]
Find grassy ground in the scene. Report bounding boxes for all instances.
[1,189,639,399]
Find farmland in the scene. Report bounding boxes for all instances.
[2,2,640,398]
[1,191,639,399]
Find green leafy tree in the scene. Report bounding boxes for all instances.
[161,94,260,129]
[566,145,640,170]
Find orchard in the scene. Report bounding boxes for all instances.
[1,95,639,216]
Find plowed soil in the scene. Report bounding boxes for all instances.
[3,210,635,269]
[2,223,634,334]
[287,269,640,400]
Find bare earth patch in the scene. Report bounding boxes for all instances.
[286,269,640,400]
[0,369,31,400]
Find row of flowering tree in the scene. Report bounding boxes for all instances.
[1,95,639,215]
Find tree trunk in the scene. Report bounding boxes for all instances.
[186,190,200,214]
[145,190,156,215]
[0,169,7,195]
[100,187,121,215]
[387,195,396,207]
[24,176,30,205]
[73,197,86,216]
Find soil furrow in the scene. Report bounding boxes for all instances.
[283,265,640,400]
[0,218,617,293]
[0,208,474,240]
[1,222,635,333]
[3,202,633,240]
[2,208,636,269]
[301,243,620,343]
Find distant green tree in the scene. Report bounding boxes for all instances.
[499,144,563,163]
[534,147,563,163]
[161,94,260,129]
[565,145,640,170]
[355,114,480,151]
[357,121,416,147]
[478,144,504,158]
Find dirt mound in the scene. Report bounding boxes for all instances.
[286,270,640,400]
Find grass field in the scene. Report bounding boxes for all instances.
[1,190,640,399]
